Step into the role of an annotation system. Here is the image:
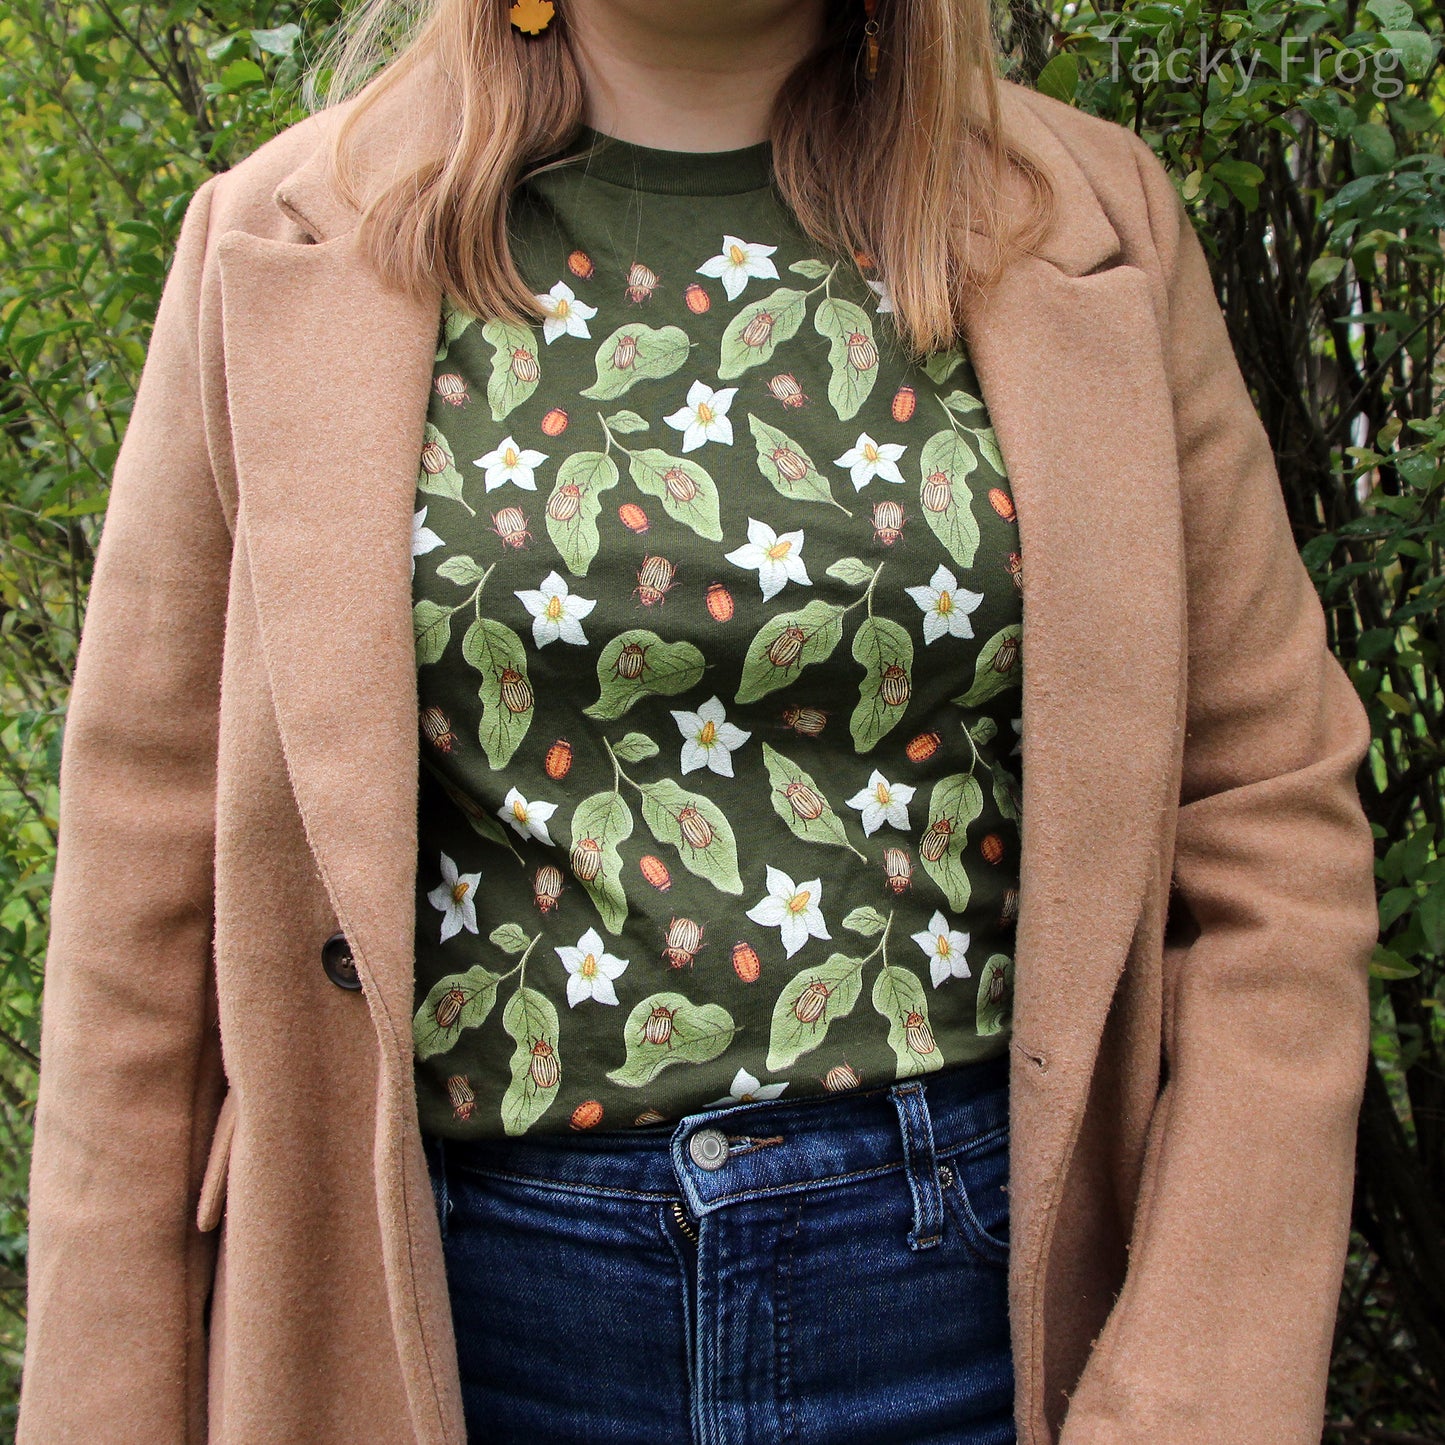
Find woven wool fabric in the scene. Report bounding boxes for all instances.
[409,126,1025,1138]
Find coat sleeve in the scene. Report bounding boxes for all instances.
[18,172,232,1443]
[1057,134,1379,1443]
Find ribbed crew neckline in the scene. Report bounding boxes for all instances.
[561,124,775,196]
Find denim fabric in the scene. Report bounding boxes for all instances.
[422,1053,1015,1445]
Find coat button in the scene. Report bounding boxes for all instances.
[321,931,362,990]
[688,1128,729,1171]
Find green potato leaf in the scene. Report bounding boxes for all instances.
[607,992,736,1087]
[736,599,848,705]
[581,324,691,399]
[461,616,533,768]
[584,629,707,720]
[766,953,867,1071]
[413,966,502,1060]
[501,986,561,1135]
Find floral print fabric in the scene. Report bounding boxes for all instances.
[411,128,1023,1137]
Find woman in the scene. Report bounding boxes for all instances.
[17,0,1379,1441]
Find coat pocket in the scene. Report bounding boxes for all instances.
[196,1088,238,1232]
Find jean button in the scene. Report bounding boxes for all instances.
[688,1127,729,1170]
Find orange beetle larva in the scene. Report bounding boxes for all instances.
[684,283,711,314]
[544,738,573,780]
[705,582,734,622]
[891,384,916,422]
[906,732,940,763]
[640,854,672,891]
[618,502,650,534]
[567,249,595,279]
[541,407,569,437]
[988,487,1016,522]
[731,939,761,983]
[571,1099,604,1130]
[980,833,1006,865]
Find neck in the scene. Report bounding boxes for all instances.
[565,0,828,152]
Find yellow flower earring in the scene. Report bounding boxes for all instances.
[510,0,555,34]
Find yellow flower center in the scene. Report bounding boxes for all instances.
[874,781,891,805]
[503,446,519,467]
[936,934,951,957]
[451,880,470,903]
[739,1091,755,1102]
[545,595,564,621]
[698,719,717,746]
[555,297,571,317]
[696,402,714,423]
[580,953,598,978]
[728,244,747,265]
[787,890,812,914]
[512,800,528,823]
[936,590,953,615]
[863,442,879,462]
[767,539,792,560]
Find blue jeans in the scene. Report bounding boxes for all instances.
[422,1052,1015,1445]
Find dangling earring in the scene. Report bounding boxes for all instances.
[510,0,555,35]
[862,0,880,80]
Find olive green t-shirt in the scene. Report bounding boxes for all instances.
[411,124,1023,1138]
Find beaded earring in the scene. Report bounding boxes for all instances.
[509,0,555,35]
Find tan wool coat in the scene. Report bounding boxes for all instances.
[17,61,1380,1445]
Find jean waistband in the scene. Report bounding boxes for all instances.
[429,1051,1009,1232]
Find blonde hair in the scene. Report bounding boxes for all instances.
[301,0,1056,359]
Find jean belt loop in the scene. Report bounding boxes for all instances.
[888,1079,944,1251]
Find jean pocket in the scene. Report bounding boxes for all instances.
[939,1123,1010,1267]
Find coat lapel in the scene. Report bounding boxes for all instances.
[222,82,1184,1205]
[218,223,442,1047]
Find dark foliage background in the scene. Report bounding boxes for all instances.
[0,1,1439,1438]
